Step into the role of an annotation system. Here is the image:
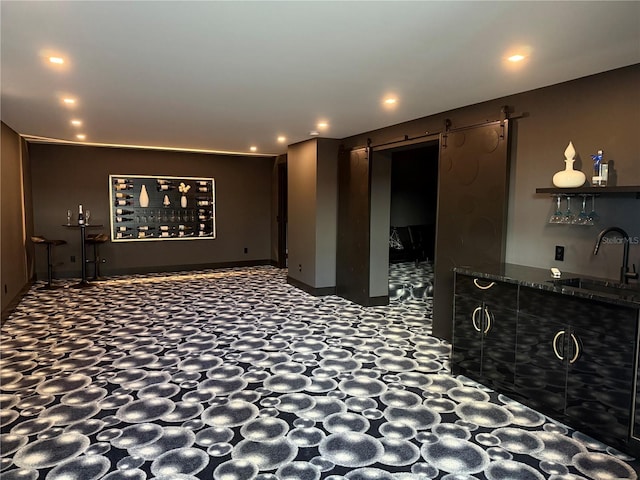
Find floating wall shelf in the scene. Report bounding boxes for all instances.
[536,186,640,198]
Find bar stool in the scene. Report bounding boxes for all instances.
[31,236,67,289]
[85,233,109,280]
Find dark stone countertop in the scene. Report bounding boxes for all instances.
[454,263,640,308]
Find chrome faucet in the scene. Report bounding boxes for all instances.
[594,227,638,284]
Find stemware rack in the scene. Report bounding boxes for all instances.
[536,186,640,226]
[108,174,216,242]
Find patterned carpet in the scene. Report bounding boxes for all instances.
[1,263,638,479]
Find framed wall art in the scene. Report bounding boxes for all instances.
[109,174,215,242]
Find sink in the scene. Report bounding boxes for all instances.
[548,277,640,297]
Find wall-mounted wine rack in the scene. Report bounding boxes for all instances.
[108,174,216,242]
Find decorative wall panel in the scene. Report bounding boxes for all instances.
[109,175,215,242]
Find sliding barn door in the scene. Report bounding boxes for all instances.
[433,120,511,341]
[336,146,371,305]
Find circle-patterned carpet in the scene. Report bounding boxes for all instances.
[1,264,638,479]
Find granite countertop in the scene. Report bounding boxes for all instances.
[454,263,640,308]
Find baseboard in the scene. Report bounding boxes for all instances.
[367,295,389,306]
[334,290,390,307]
[39,259,275,279]
[286,276,336,296]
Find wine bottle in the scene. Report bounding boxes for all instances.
[198,231,213,237]
[115,208,134,215]
[157,184,177,191]
[137,231,154,239]
[78,204,85,225]
[115,192,133,199]
[160,231,173,238]
[197,180,208,186]
[177,231,195,237]
[116,232,133,239]
[116,226,131,232]
[115,200,133,206]
[159,225,171,232]
[157,179,172,185]
[114,183,134,191]
[115,216,133,222]
[177,225,192,231]
[114,178,129,184]
[197,186,209,192]
[137,226,155,231]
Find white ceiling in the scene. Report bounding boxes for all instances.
[2,1,639,156]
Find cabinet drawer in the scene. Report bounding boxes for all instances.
[519,286,638,338]
[455,274,518,310]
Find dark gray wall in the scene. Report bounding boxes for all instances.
[343,65,640,283]
[1,122,30,312]
[28,143,275,278]
[287,138,340,290]
[369,151,392,298]
[287,139,319,287]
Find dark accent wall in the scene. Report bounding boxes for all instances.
[28,143,275,278]
[1,122,30,314]
[341,65,640,336]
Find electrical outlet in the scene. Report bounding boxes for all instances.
[555,245,565,262]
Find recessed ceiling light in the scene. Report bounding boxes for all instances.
[63,98,76,105]
[250,146,257,152]
[76,134,86,140]
[49,56,64,65]
[384,98,397,105]
[507,54,526,62]
[277,136,286,143]
[309,131,320,136]
[317,121,329,129]
[71,119,82,126]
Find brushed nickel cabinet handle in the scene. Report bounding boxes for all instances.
[472,306,482,332]
[483,307,492,334]
[473,279,496,290]
[553,330,565,360]
[569,333,581,364]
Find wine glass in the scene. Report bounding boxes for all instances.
[549,196,564,224]
[561,196,575,224]
[587,195,598,225]
[85,209,91,225]
[573,195,590,225]
[66,209,72,225]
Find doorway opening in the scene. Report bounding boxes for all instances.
[389,143,439,264]
[386,142,439,301]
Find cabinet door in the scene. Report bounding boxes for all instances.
[515,312,568,417]
[452,294,483,379]
[481,304,517,386]
[566,324,635,450]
